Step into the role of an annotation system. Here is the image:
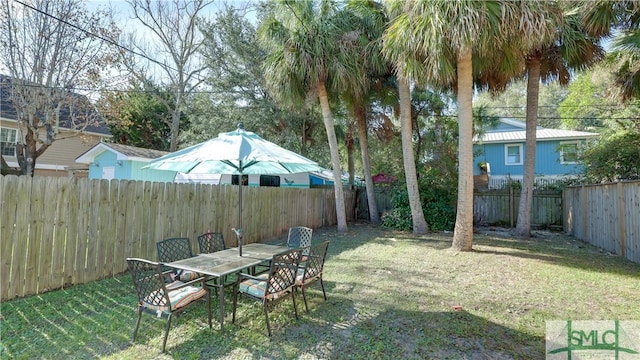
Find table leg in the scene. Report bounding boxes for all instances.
[219,283,225,331]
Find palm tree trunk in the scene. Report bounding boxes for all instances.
[398,77,428,234]
[346,120,355,185]
[355,103,380,224]
[452,49,474,251]
[318,81,348,232]
[515,54,541,237]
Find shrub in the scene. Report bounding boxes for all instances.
[381,174,456,232]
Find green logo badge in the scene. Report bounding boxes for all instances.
[546,320,640,359]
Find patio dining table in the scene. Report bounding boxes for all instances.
[166,243,289,331]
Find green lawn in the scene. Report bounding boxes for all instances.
[1,223,639,359]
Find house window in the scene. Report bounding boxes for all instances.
[259,175,280,187]
[559,142,579,164]
[231,175,249,186]
[505,144,523,165]
[1,128,17,157]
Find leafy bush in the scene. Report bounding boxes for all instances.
[381,172,456,232]
[581,132,640,183]
[381,207,413,230]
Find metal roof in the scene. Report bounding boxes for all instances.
[474,128,599,143]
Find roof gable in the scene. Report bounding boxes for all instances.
[76,143,169,164]
[487,118,544,132]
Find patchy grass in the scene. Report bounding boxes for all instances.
[1,223,638,359]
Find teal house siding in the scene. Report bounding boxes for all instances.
[474,140,586,177]
[77,143,176,182]
[473,119,598,186]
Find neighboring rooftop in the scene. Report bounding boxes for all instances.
[0,74,111,136]
[76,142,169,164]
[474,118,599,143]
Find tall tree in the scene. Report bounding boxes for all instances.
[98,80,176,151]
[515,3,603,237]
[258,0,370,233]
[383,0,550,250]
[397,77,429,233]
[610,29,640,101]
[341,0,390,224]
[192,4,327,165]
[474,80,568,129]
[378,4,430,234]
[559,65,640,131]
[0,0,119,176]
[582,0,640,102]
[123,0,211,151]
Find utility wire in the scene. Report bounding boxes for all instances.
[11,0,206,84]
[8,1,640,115]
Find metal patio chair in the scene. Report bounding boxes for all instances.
[196,231,237,289]
[295,241,330,312]
[197,232,226,254]
[287,226,313,252]
[126,258,211,353]
[231,247,303,336]
[156,237,198,281]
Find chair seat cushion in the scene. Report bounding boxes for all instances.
[239,274,290,300]
[178,270,199,282]
[239,274,269,299]
[296,268,305,284]
[143,284,207,315]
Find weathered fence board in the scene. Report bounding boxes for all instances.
[473,190,563,226]
[39,177,57,293]
[564,181,640,264]
[0,175,355,301]
[1,175,18,299]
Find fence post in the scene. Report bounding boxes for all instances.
[617,182,627,258]
[509,184,514,228]
[581,185,588,240]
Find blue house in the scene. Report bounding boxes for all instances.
[473,118,598,188]
[75,143,176,182]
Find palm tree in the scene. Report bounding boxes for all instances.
[515,4,604,237]
[610,29,640,101]
[383,1,551,250]
[582,0,640,101]
[258,0,371,232]
[340,0,392,225]
[397,77,429,233]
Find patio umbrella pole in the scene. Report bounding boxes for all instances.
[237,177,242,257]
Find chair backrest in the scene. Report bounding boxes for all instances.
[197,232,226,254]
[127,258,171,309]
[265,248,303,299]
[287,226,313,249]
[157,237,193,263]
[303,241,330,280]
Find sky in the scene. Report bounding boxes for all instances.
[83,0,257,85]
[85,0,256,31]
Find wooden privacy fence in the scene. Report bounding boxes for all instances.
[564,181,640,264]
[474,189,563,227]
[0,175,356,301]
[355,185,395,219]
